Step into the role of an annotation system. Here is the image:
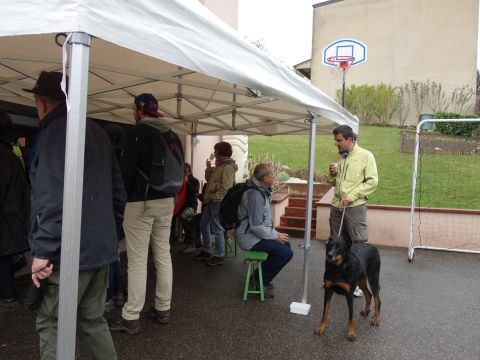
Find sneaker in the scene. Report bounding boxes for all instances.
[192,251,213,261]
[180,245,197,254]
[264,284,275,298]
[0,296,17,303]
[108,316,141,335]
[148,306,170,325]
[105,293,125,312]
[353,286,364,298]
[206,256,225,266]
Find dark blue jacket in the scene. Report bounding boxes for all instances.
[0,139,30,257]
[29,104,126,271]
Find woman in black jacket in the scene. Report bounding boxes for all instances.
[0,112,30,302]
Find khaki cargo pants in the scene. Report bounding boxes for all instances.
[329,204,368,243]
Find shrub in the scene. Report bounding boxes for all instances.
[449,85,475,115]
[434,112,479,136]
[338,84,400,125]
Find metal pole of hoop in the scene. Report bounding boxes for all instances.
[328,56,354,108]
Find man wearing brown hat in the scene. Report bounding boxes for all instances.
[25,71,126,360]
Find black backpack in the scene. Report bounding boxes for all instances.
[219,182,263,230]
[138,128,184,197]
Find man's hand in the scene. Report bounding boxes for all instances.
[277,232,289,243]
[205,158,211,168]
[329,163,338,176]
[31,258,53,288]
[340,196,353,209]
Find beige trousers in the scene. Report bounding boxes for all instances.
[122,198,174,320]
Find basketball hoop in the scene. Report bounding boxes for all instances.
[327,56,355,107]
[327,55,355,70]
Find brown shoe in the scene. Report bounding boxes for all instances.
[264,284,274,298]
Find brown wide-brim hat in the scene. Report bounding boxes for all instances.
[23,71,67,99]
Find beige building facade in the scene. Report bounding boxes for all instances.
[311,0,479,125]
[188,0,248,184]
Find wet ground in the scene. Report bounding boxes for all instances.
[1,239,479,360]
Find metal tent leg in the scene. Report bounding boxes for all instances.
[290,114,316,315]
[56,32,91,360]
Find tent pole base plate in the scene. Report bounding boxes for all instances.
[290,302,311,315]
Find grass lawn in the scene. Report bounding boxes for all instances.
[249,126,480,209]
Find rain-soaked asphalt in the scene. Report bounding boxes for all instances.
[1,239,479,360]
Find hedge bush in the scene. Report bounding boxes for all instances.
[434,112,479,136]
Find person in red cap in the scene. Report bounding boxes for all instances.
[24,71,126,359]
[109,93,184,334]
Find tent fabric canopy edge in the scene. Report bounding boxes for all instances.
[0,0,358,135]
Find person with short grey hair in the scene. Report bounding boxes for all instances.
[236,163,292,298]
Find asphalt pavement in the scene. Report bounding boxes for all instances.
[1,239,479,360]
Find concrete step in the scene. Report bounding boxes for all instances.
[284,206,317,217]
[288,197,322,208]
[276,225,315,238]
[280,216,316,228]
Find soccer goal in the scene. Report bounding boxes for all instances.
[408,118,480,261]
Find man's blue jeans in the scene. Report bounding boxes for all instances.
[200,201,225,257]
[251,240,293,285]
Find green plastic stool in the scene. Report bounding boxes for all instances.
[243,250,268,301]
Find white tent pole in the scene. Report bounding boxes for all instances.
[301,114,316,304]
[290,114,315,315]
[56,32,91,360]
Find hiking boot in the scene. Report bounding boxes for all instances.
[108,316,141,335]
[264,284,275,298]
[148,306,170,325]
[193,251,212,261]
[206,256,225,266]
[353,286,364,298]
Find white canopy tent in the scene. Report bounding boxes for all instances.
[0,0,358,358]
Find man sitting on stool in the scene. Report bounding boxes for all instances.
[236,163,292,298]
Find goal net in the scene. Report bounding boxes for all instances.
[408,119,480,261]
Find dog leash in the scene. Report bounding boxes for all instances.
[337,207,346,237]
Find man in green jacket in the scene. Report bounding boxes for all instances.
[327,125,378,296]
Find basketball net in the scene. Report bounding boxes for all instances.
[327,55,355,80]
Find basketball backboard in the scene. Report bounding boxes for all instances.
[323,39,367,67]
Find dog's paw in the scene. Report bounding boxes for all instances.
[314,325,326,335]
[360,309,370,317]
[347,333,357,342]
[370,316,380,326]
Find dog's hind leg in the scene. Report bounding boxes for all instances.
[368,271,381,326]
[314,288,333,335]
[358,276,372,317]
[346,294,357,342]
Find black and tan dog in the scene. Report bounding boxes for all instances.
[314,234,381,341]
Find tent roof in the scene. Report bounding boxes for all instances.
[0,0,358,136]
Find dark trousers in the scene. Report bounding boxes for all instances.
[251,240,293,285]
[184,213,202,246]
[0,255,16,300]
[36,266,116,360]
[107,259,123,300]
